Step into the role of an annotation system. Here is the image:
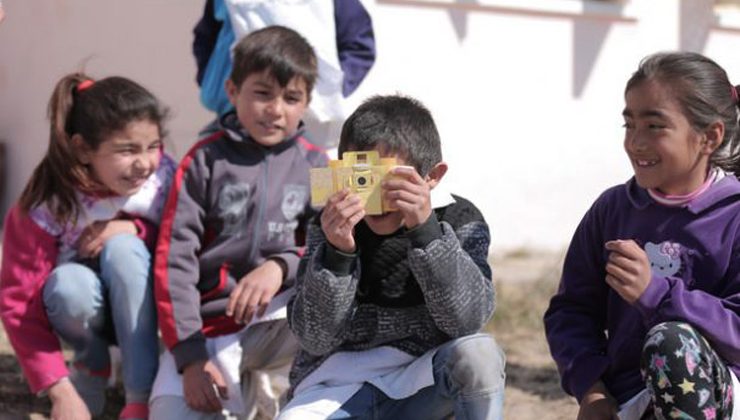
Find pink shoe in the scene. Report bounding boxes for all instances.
[119,402,148,420]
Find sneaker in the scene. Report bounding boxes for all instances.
[119,402,149,420]
[69,364,108,416]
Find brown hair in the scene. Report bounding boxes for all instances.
[230,26,318,96]
[339,95,442,176]
[626,52,740,173]
[19,73,169,225]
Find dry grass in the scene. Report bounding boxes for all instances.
[486,250,580,420]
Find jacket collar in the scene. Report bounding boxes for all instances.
[626,175,740,214]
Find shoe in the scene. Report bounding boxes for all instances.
[119,402,149,419]
[69,363,108,416]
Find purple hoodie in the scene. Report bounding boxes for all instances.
[544,176,740,404]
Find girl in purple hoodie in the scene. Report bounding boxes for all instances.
[545,52,740,419]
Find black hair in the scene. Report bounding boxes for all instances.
[338,95,442,176]
[626,52,740,173]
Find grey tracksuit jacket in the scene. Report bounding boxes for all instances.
[155,113,327,371]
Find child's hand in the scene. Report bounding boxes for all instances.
[383,166,432,230]
[320,189,365,253]
[226,260,283,324]
[577,381,619,420]
[48,379,92,420]
[605,239,652,305]
[77,220,137,258]
[182,360,228,413]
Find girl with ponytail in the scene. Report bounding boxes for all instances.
[1,72,175,420]
[545,52,740,420]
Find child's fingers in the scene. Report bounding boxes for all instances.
[346,208,366,227]
[327,188,351,206]
[233,291,252,323]
[605,239,642,259]
[212,374,229,400]
[227,283,253,320]
[605,262,631,283]
[324,199,364,230]
[90,244,103,258]
[607,252,635,272]
[225,285,240,317]
[605,274,622,292]
[389,199,421,216]
[322,194,359,220]
[241,288,264,324]
[385,189,426,207]
[383,177,425,195]
[78,239,98,259]
[390,166,424,184]
[335,194,362,213]
[256,293,272,318]
[202,381,223,411]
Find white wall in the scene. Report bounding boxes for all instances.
[1,0,739,251]
[0,0,211,212]
[348,0,740,250]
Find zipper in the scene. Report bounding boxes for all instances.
[248,147,270,263]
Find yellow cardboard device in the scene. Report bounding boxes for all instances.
[310,151,401,215]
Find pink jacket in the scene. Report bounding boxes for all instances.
[0,206,64,393]
[0,155,174,393]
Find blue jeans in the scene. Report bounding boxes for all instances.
[43,234,159,400]
[327,333,506,420]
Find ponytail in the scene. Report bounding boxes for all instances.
[19,72,169,225]
[19,73,94,225]
[720,83,740,174]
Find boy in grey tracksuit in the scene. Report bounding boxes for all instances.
[151,26,327,419]
[280,95,506,420]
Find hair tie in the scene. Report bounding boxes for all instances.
[76,79,94,92]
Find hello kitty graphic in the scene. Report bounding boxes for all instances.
[645,241,682,277]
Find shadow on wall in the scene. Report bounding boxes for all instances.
[679,0,712,52]
[376,0,631,98]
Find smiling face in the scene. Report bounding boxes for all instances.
[622,79,715,195]
[80,119,162,197]
[227,69,309,147]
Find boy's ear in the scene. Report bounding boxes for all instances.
[701,120,724,155]
[225,79,239,107]
[425,162,448,190]
[72,134,92,164]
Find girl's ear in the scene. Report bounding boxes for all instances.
[72,134,92,164]
[701,120,725,155]
[425,161,449,190]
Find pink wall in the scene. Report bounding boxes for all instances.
[0,1,212,216]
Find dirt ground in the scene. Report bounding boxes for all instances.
[0,249,579,419]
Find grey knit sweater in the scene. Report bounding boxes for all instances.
[287,195,495,396]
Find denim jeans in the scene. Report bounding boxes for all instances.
[326,333,506,420]
[43,234,159,401]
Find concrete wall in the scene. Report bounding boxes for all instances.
[2,0,740,251]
